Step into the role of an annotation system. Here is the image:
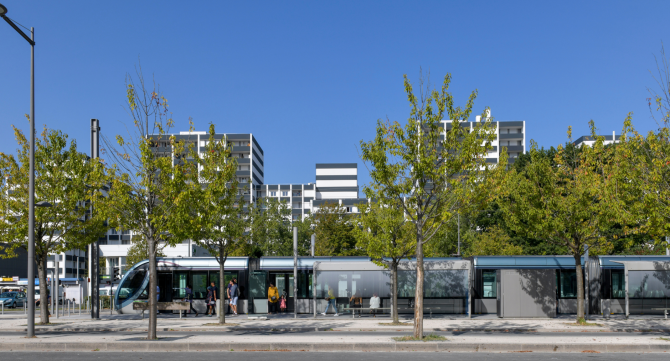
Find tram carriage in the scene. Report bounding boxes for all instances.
[114,255,670,317]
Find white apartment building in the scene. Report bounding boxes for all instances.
[573,131,621,147]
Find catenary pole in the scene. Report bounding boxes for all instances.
[293,227,298,319]
[90,119,100,319]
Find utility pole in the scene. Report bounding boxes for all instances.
[90,119,100,319]
[293,227,298,319]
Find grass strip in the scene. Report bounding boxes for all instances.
[393,333,447,342]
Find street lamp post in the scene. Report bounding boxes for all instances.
[0,3,37,338]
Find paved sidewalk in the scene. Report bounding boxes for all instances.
[0,329,669,353]
[1,312,669,332]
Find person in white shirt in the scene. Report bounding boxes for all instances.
[369,293,381,317]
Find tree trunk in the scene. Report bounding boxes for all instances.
[391,262,399,323]
[37,252,49,324]
[218,247,226,324]
[148,235,157,339]
[413,235,424,339]
[574,252,584,320]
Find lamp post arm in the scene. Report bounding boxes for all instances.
[1,16,34,45]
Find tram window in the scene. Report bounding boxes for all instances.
[173,272,188,299]
[628,270,670,298]
[191,271,208,299]
[611,270,625,299]
[210,271,238,298]
[559,270,577,298]
[481,271,497,298]
[118,269,147,301]
[297,271,312,298]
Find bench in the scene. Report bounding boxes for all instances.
[343,307,391,318]
[651,308,670,319]
[133,301,190,319]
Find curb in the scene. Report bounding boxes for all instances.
[4,327,670,333]
[0,342,669,353]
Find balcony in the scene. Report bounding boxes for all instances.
[499,133,524,140]
[500,145,524,152]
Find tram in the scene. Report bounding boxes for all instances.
[114,255,670,317]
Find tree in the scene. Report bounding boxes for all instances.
[124,235,166,272]
[182,124,244,325]
[312,201,361,256]
[360,73,497,338]
[462,226,523,257]
[618,46,670,245]
[0,125,109,324]
[250,198,292,256]
[352,197,415,324]
[102,73,194,339]
[497,124,628,321]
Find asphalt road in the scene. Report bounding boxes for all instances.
[6,352,670,360]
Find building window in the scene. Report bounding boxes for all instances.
[517,128,522,133]
[282,191,288,197]
[292,191,302,197]
[270,191,277,197]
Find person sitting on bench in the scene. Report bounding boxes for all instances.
[369,293,380,317]
[349,290,362,311]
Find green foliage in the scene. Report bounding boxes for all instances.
[360,72,499,338]
[124,235,166,272]
[353,198,414,323]
[0,125,109,323]
[497,122,631,320]
[462,226,523,257]
[618,47,670,242]
[313,201,361,256]
[101,72,193,339]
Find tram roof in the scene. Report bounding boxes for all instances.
[260,257,370,270]
[154,257,250,270]
[473,256,584,269]
[259,257,465,270]
[598,255,670,268]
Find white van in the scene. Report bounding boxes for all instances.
[34,286,64,306]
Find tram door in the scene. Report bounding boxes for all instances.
[270,273,295,311]
[158,272,173,306]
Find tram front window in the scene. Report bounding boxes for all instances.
[117,268,147,301]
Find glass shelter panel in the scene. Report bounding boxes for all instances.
[628,270,670,298]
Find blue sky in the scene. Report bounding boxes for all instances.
[1,1,668,188]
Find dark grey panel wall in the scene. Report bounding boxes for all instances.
[501,269,556,318]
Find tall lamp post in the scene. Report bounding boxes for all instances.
[0,3,36,338]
